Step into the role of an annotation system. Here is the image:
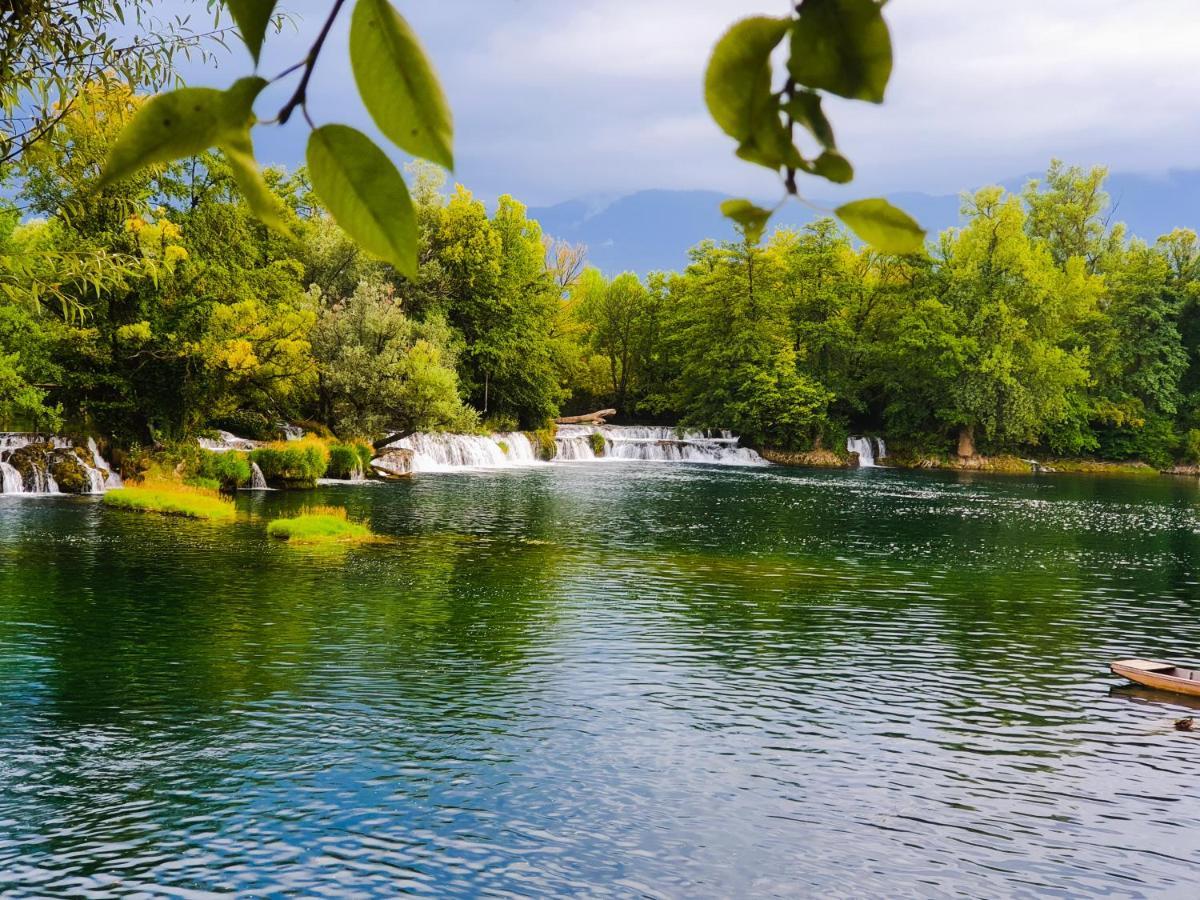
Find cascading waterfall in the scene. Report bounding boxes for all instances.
[0,433,119,495]
[555,424,765,466]
[847,436,887,468]
[388,432,539,472]
[249,462,268,490]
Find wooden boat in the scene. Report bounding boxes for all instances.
[1111,658,1200,697]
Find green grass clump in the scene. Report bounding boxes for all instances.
[250,436,330,488]
[103,480,236,520]
[588,431,606,456]
[324,440,373,479]
[196,449,252,490]
[266,505,375,544]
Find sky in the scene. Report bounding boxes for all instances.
[175,0,1200,207]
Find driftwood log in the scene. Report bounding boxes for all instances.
[554,408,616,425]
[373,429,415,451]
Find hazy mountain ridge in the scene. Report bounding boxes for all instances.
[530,170,1200,275]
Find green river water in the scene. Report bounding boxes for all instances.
[2,462,1200,896]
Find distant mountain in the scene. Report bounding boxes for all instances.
[529,170,1200,275]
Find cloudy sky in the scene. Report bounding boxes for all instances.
[181,0,1200,207]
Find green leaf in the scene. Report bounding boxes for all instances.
[349,0,454,169]
[99,77,266,187]
[721,198,773,245]
[812,150,853,184]
[306,124,416,277]
[783,90,835,149]
[219,129,292,236]
[705,16,790,143]
[835,198,925,254]
[788,0,892,103]
[225,0,277,64]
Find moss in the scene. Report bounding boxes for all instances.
[48,449,90,493]
[588,431,606,456]
[103,481,236,520]
[497,440,510,455]
[267,506,376,544]
[759,447,853,468]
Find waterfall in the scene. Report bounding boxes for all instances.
[0,462,22,494]
[87,437,123,489]
[249,461,268,490]
[0,433,120,495]
[847,436,887,468]
[199,430,260,452]
[349,463,365,482]
[279,424,304,441]
[555,425,765,467]
[387,432,539,472]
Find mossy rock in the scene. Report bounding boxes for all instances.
[49,448,92,493]
[6,443,50,487]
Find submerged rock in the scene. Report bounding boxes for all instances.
[370,448,414,479]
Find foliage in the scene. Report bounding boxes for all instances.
[325,441,373,479]
[589,431,606,456]
[250,437,330,487]
[196,450,252,491]
[103,480,236,520]
[703,3,923,252]
[266,506,375,544]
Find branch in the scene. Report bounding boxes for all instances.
[276,0,349,126]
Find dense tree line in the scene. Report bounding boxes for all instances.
[3,86,1200,466]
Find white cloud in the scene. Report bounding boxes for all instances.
[184,0,1200,206]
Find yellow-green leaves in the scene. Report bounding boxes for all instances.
[221,129,292,236]
[705,17,789,144]
[99,77,266,188]
[350,0,454,169]
[788,0,892,103]
[306,124,416,277]
[720,198,773,245]
[835,199,925,254]
[226,0,277,64]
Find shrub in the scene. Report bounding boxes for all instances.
[588,431,606,456]
[325,440,374,479]
[266,505,375,544]
[250,436,330,488]
[483,413,519,433]
[528,424,557,460]
[103,480,236,520]
[196,449,252,490]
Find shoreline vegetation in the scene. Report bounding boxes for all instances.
[102,481,236,519]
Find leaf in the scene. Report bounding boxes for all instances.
[788,0,892,103]
[225,0,277,64]
[219,128,292,236]
[306,124,416,277]
[721,198,773,245]
[349,0,453,168]
[783,90,835,149]
[835,198,925,254]
[705,16,790,143]
[99,77,267,188]
[812,150,853,184]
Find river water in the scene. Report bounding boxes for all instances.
[2,463,1200,896]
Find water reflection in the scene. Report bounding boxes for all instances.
[2,465,1200,895]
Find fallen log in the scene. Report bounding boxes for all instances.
[554,408,616,425]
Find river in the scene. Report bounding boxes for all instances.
[2,462,1199,896]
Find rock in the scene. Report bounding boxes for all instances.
[370,448,414,479]
[48,448,91,494]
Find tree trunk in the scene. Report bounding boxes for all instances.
[555,409,617,425]
[373,429,415,451]
[957,425,976,459]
